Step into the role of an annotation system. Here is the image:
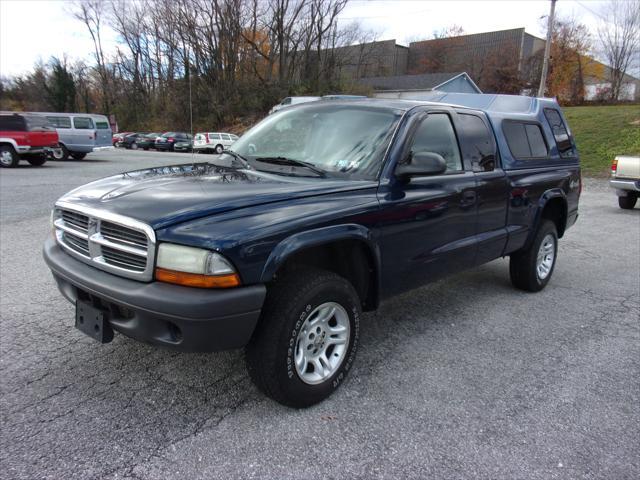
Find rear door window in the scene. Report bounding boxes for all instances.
[0,115,26,131]
[458,113,497,172]
[543,108,575,157]
[73,117,94,129]
[222,134,231,141]
[503,121,548,159]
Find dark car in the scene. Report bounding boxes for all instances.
[173,136,193,152]
[118,133,147,150]
[44,95,580,407]
[155,132,191,151]
[137,133,161,150]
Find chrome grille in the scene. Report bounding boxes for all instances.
[101,245,147,271]
[101,221,148,249]
[61,210,89,233]
[63,231,89,255]
[53,203,156,281]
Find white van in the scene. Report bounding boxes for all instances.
[193,132,239,154]
[269,96,321,115]
[43,113,113,160]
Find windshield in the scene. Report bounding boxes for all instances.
[227,103,402,180]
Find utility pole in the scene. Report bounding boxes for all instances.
[538,0,557,97]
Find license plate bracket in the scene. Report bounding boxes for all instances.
[75,301,114,343]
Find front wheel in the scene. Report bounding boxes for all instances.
[618,194,637,210]
[246,267,361,408]
[510,220,558,292]
[0,145,19,167]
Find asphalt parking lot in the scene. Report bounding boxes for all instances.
[0,150,638,480]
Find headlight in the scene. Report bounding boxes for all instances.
[155,243,240,288]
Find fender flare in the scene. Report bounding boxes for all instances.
[527,188,568,245]
[0,138,19,150]
[260,223,381,286]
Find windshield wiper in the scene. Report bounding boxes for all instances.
[222,149,252,170]
[254,156,326,177]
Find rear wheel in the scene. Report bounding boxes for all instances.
[27,155,47,166]
[0,145,19,168]
[52,145,69,161]
[510,220,558,292]
[71,152,87,160]
[618,194,637,210]
[131,142,138,150]
[246,267,360,408]
[215,144,224,154]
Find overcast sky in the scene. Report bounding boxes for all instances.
[0,0,611,78]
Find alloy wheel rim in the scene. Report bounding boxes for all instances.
[536,234,555,280]
[0,151,13,165]
[294,302,350,385]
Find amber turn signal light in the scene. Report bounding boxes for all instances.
[155,268,241,288]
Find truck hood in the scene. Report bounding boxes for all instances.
[57,162,378,229]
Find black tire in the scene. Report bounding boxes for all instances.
[52,145,69,161]
[246,267,361,408]
[215,144,224,154]
[27,155,47,166]
[0,145,19,168]
[510,220,558,292]
[618,194,637,210]
[71,152,87,160]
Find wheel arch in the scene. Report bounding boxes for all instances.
[260,224,381,311]
[0,138,19,150]
[532,190,568,242]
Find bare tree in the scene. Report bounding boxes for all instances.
[597,0,640,100]
[71,0,113,114]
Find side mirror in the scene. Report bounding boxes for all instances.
[395,151,447,178]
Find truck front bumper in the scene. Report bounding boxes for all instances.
[43,237,266,352]
[610,178,640,195]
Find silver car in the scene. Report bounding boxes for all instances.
[44,113,114,160]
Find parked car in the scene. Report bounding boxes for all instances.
[137,133,161,150]
[269,96,321,114]
[155,132,191,151]
[610,155,640,209]
[118,133,153,150]
[174,137,194,152]
[112,132,132,146]
[44,95,581,408]
[44,113,114,160]
[0,113,58,167]
[193,132,239,154]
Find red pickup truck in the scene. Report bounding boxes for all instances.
[0,113,59,168]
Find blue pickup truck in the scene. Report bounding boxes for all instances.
[44,94,581,407]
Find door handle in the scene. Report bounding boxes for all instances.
[460,190,477,208]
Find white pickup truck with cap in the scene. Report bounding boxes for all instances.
[610,155,640,209]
